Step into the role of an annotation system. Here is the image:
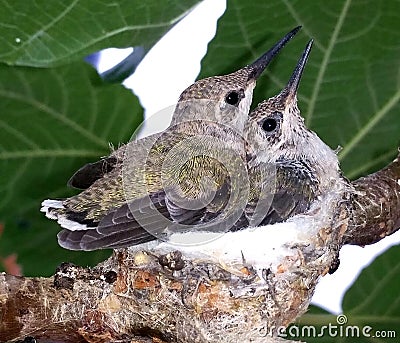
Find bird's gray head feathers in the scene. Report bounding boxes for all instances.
[172,27,301,131]
[246,40,340,191]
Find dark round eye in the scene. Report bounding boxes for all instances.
[225,91,240,106]
[262,118,278,132]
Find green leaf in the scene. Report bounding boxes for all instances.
[342,245,400,340]
[0,0,201,277]
[0,61,142,275]
[289,246,400,342]
[201,0,400,179]
[0,0,200,67]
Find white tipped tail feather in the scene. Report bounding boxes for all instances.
[41,199,90,231]
[41,199,64,220]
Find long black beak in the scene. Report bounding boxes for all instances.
[248,26,301,81]
[284,39,313,100]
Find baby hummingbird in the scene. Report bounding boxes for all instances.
[41,28,300,250]
[65,26,300,191]
[245,40,343,226]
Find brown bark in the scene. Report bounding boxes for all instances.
[0,259,170,343]
[345,149,400,245]
[1,251,307,343]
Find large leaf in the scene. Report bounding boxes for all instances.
[0,62,143,275]
[341,245,400,341]
[201,0,400,179]
[0,0,200,276]
[289,245,400,342]
[0,0,199,67]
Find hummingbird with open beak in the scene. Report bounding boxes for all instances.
[41,28,301,250]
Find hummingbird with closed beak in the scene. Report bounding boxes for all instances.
[41,27,301,250]
[244,39,346,227]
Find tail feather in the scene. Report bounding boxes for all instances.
[40,199,64,220]
[42,198,159,250]
[41,199,91,231]
[57,226,155,251]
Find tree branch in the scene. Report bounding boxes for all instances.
[345,149,400,245]
[1,250,307,343]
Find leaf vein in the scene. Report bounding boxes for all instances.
[305,0,352,126]
[0,149,104,160]
[15,0,79,53]
[0,89,108,148]
[339,88,400,161]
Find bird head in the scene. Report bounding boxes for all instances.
[246,40,340,189]
[172,27,301,131]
